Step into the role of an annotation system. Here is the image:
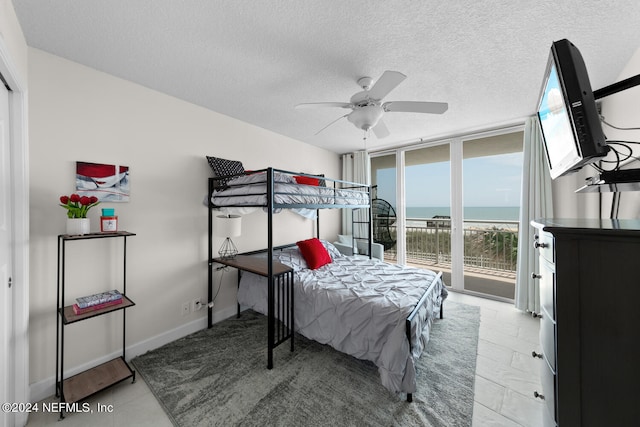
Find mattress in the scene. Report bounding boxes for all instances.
[210,171,369,210]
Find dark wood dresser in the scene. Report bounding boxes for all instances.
[531,218,640,427]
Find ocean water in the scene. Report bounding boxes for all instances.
[405,206,520,221]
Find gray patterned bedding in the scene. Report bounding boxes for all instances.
[210,171,369,210]
[236,242,448,395]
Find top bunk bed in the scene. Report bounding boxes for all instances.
[206,159,371,215]
[204,158,372,258]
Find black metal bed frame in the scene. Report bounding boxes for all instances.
[405,271,444,402]
[206,167,444,402]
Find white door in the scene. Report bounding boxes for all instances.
[0,81,15,427]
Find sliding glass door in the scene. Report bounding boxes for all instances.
[370,128,523,301]
[403,145,452,287]
[370,153,398,262]
[462,133,523,299]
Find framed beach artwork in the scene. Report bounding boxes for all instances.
[75,161,130,202]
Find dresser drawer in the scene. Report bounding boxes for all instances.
[540,361,556,423]
[535,231,554,264]
[539,260,555,321]
[540,310,556,371]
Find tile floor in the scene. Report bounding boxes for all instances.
[25,291,544,427]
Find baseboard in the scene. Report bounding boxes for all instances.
[29,306,237,403]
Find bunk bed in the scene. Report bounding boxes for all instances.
[206,165,447,402]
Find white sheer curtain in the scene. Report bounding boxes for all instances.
[515,116,553,312]
[341,151,371,249]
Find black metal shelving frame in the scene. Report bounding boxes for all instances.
[55,231,136,419]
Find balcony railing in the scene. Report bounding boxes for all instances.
[383,218,519,277]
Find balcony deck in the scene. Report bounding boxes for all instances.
[381,217,518,300]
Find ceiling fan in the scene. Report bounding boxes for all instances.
[295,70,448,139]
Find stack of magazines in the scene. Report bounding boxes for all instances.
[73,290,123,314]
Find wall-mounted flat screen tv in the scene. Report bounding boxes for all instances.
[536,39,608,179]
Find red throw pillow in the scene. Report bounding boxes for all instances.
[296,238,332,269]
[294,175,320,186]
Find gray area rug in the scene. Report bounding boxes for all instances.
[132,301,480,426]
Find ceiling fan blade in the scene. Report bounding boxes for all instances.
[314,113,349,135]
[367,71,407,100]
[383,101,448,114]
[372,118,390,139]
[295,102,353,109]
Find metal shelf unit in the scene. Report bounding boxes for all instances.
[55,231,136,419]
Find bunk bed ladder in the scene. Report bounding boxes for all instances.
[352,207,373,258]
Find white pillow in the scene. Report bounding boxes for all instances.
[320,240,343,260]
[337,234,352,245]
[275,247,308,271]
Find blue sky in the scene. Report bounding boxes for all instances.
[376,152,523,207]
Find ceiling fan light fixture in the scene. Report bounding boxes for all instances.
[298,70,448,137]
[347,105,384,131]
[357,76,374,90]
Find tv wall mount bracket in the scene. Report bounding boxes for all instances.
[577,72,640,193]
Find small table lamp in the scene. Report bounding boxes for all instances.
[214,214,242,259]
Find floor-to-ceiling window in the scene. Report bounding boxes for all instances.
[462,133,523,299]
[370,153,398,261]
[370,128,523,301]
[403,144,452,287]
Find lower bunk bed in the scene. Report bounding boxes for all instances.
[234,239,448,402]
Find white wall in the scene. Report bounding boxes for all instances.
[551,47,640,219]
[597,47,640,218]
[28,48,341,391]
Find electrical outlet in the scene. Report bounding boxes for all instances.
[181,301,190,316]
[192,298,203,311]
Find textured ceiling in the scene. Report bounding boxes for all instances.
[12,0,640,154]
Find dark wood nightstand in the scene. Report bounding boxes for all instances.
[211,255,294,369]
